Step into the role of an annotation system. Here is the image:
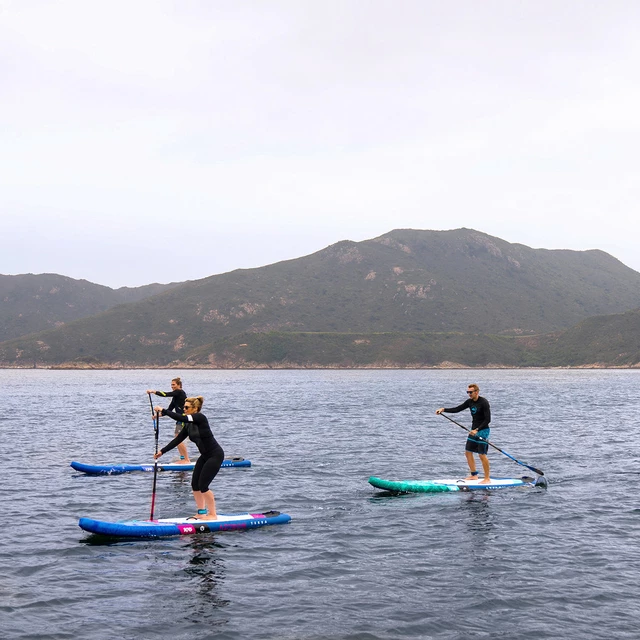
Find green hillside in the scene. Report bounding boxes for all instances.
[0,273,178,342]
[1,229,639,367]
[525,308,640,367]
[181,331,529,368]
[175,307,640,368]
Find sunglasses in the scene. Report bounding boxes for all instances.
[467,390,477,395]
[184,405,192,409]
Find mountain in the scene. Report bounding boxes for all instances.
[0,273,179,342]
[178,330,531,368]
[175,307,640,368]
[520,307,640,367]
[1,228,639,367]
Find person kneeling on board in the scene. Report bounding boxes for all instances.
[154,396,224,520]
[436,384,492,484]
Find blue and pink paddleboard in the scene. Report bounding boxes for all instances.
[79,510,291,538]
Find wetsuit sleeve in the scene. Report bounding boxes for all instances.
[161,408,186,422]
[155,390,182,411]
[443,399,470,413]
[160,426,189,454]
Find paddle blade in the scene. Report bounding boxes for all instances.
[534,476,548,489]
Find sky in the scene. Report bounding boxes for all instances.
[2,1,640,288]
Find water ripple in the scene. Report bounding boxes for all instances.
[1,369,639,639]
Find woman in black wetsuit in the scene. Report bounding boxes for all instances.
[146,377,190,463]
[153,396,224,520]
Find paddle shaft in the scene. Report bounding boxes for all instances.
[148,391,155,423]
[149,393,160,520]
[439,412,545,477]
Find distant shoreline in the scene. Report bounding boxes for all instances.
[2,363,639,371]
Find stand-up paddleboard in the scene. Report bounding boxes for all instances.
[369,475,543,493]
[70,456,251,475]
[78,510,291,538]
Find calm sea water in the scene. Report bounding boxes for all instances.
[1,369,638,640]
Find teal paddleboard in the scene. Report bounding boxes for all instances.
[369,475,538,493]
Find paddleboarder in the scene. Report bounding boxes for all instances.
[153,396,224,520]
[436,384,491,483]
[147,377,191,462]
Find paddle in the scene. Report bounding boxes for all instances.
[438,412,545,477]
[148,393,160,520]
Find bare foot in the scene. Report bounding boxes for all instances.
[189,512,218,521]
[479,478,492,484]
[464,474,479,481]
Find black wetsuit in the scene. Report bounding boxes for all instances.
[153,389,187,434]
[443,397,491,454]
[160,410,224,493]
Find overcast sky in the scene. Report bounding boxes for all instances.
[2,1,639,288]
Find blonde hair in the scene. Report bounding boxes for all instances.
[467,384,479,392]
[185,396,204,411]
[172,377,182,388]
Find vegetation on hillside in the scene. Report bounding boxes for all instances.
[1,229,639,368]
[0,273,177,342]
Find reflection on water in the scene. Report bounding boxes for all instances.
[459,492,493,536]
[182,537,230,627]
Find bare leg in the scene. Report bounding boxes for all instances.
[202,490,217,520]
[192,489,205,516]
[177,441,191,462]
[192,490,218,520]
[478,454,491,483]
[464,451,478,480]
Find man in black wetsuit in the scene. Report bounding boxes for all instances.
[436,384,491,483]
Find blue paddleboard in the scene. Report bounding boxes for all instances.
[78,510,291,538]
[70,456,251,475]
